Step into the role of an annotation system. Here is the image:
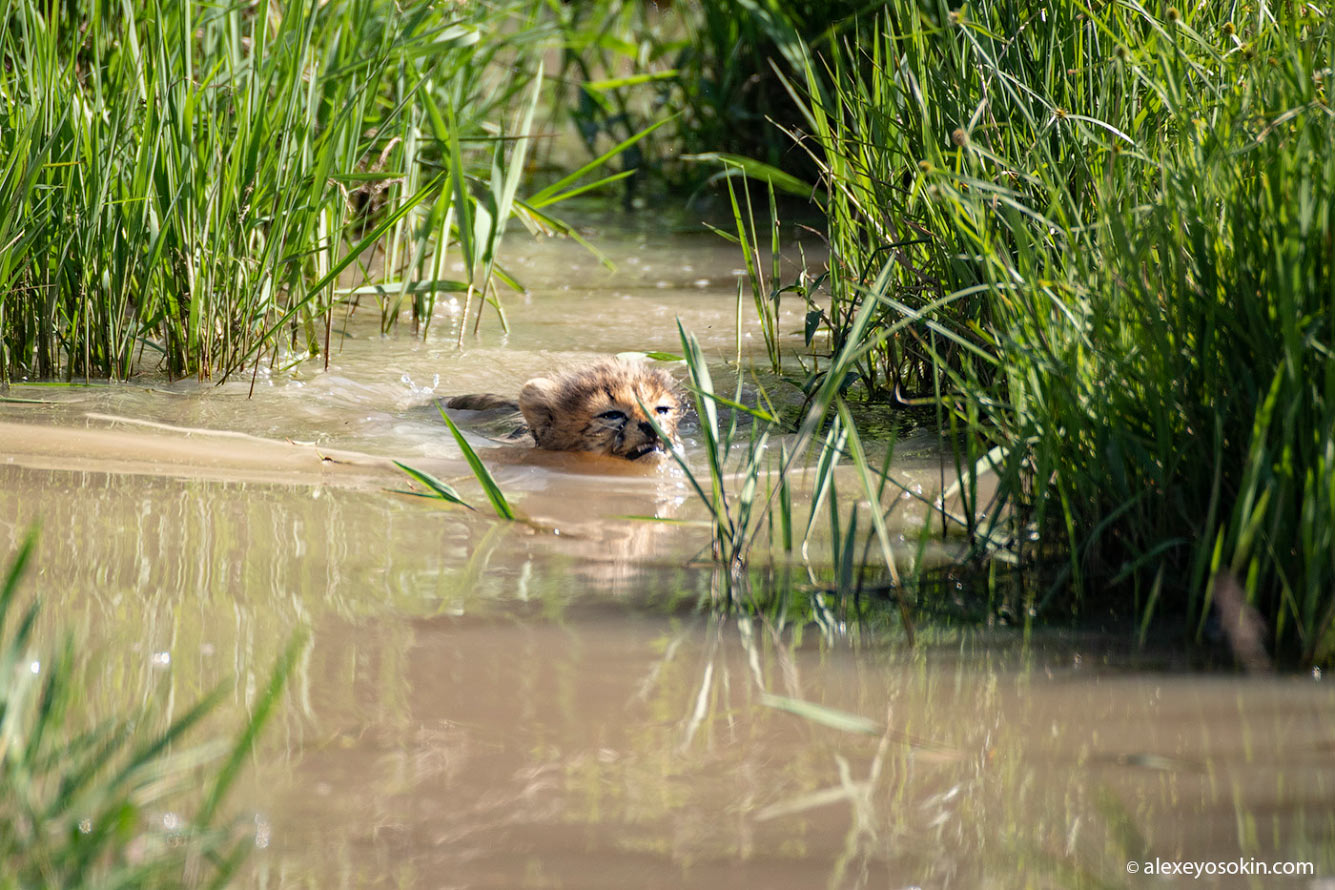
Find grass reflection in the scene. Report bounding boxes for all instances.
[3,461,1333,888]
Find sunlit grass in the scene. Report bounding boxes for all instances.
[660,310,927,645]
[769,1,1335,662]
[0,0,631,383]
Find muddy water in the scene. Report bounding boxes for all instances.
[2,219,1334,889]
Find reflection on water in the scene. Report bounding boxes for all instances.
[5,466,1334,890]
[3,225,1334,889]
[257,613,1335,890]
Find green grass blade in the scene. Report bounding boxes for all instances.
[0,526,36,635]
[198,632,306,828]
[835,398,900,585]
[684,151,819,201]
[760,693,880,735]
[393,460,474,509]
[437,403,516,520]
[528,114,678,208]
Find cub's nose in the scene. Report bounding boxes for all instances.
[638,420,658,441]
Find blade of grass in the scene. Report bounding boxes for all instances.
[437,403,516,520]
[393,460,474,509]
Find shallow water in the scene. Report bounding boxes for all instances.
[2,219,1333,889]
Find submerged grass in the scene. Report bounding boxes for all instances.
[664,309,923,644]
[0,530,300,886]
[760,2,1335,663]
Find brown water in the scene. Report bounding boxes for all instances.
[2,220,1333,889]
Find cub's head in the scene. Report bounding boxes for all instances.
[519,360,683,460]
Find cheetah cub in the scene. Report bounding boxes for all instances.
[447,359,684,460]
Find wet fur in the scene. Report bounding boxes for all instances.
[446,393,520,412]
[447,360,683,460]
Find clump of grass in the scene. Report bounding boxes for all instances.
[664,308,921,643]
[661,320,784,595]
[0,0,632,383]
[774,3,1335,662]
[0,529,300,887]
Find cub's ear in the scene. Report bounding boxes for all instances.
[519,377,558,443]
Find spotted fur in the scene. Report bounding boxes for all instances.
[445,359,683,460]
[518,359,683,460]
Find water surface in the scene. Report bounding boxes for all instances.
[2,220,1332,889]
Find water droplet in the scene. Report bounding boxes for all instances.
[254,814,272,849]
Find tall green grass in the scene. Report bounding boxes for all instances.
[664,299,926,643]
[775,2,1335,662]
[1,530,299,886]
[0,0,629,383]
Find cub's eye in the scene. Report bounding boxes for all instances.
[655,405,673,416]
[597,409,628,422]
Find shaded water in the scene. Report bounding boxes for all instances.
[2,220,1333,889]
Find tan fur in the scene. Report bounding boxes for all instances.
[447,360,682,459]
[514,359,683,460]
